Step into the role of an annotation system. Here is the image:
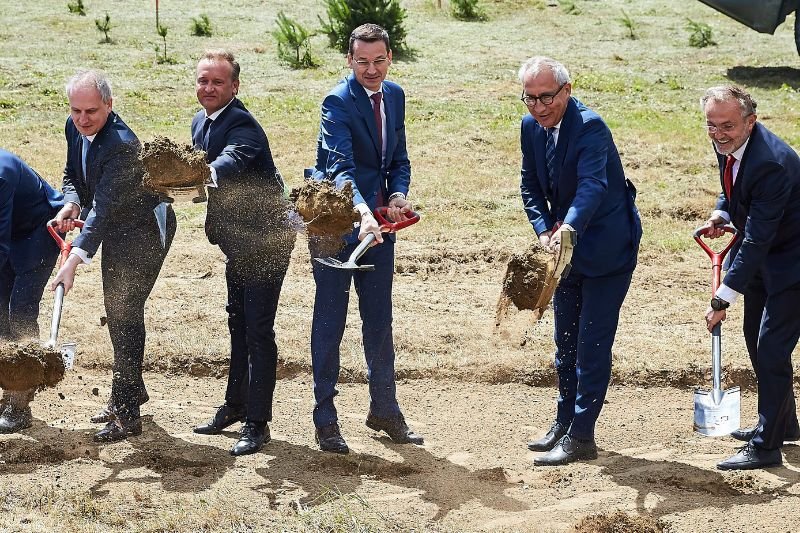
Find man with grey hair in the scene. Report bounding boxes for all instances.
[517,56,641,466]
[700,85,800,470]
[50,69,176,442]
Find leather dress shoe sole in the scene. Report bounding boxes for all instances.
[365,415,424,445]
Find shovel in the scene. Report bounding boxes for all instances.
[692,223,740,436]
[314,207,420,271]
[44,219,84,370]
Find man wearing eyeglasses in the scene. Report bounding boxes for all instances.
[518,57,642,466]
[308,23,420,454]
[700,85,800,470]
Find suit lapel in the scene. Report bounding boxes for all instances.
[551,98,579,196]
[383,84,394,163]
[348,74,381,157]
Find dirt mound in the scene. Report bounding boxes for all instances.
[495,243,554,325]
[140,136,210,192]
[289,179,359,238]
[573,512,664,533]
[0,341,65,391]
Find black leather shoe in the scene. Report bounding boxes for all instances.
[366,412,424,444]
[717,442,782,470]
[91,390,150,424]
[527,421,568,451]
[533,435,598,466]
[0,404,32,434]
[193,404,246,435]
[93,418,143,442]
[316,422,349,454]
[730,425,800,442]
[231,421,269,456]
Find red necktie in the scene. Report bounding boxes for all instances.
[723,154,735,199]
[370,92,383,157]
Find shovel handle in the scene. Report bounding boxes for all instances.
[693,224,738,293]
[47,219,84,266]
[373,207,420,232]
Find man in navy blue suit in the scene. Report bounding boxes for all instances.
[189,50,294,457]
[309,24,421,454]
[0,150,64,433]
[701,86,800,470]
[50,69,176,443]
[518,57,642,466]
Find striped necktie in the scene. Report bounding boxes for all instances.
[81,135,90,181]
[545,127,556,190]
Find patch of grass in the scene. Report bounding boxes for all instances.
[686,18,716,48]
[190,13,213,36]
[451,0,489,22]
[559,0,581,15]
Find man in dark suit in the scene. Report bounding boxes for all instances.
[309,24,421,454]
[701,85,800,470]
[518,57,642,466]
[50,69,176,442]
[190,50,294,457]
[0,149,64,433]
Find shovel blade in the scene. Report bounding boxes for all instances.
[313,257,375,271]
[693,386,741,436]
[61,342,77,370]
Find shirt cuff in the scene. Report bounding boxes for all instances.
[207,166,218,188]
[70,247,92,265]
[355,202,372,217]
[388,192,406,202]
[712,210,730,222]
[715,283,740,306]
[68,200,82,212]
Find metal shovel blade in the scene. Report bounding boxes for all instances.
[694,386,741,436]
[313,256,375,271]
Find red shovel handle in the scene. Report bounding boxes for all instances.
[373,207,420,233]
[693,224,738,293]
[47,219,84,265]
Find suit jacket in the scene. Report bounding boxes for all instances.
[191,98,285,250]
[313,73,411,243]
[0,149,63,271]
[520,97,641,278]
[63,112,161,257]
[714,122,800,295]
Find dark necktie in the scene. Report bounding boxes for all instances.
[370,92,383,157]
[201,117,213,150]
[545,127,557,190]
[723,153,735,200]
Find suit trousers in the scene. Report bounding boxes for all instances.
[0,228,60,339]
[553,268,633,440]
[105,207,176,421]
[310,238,398,428]
[223,253,290,423]
[742,276,800,450]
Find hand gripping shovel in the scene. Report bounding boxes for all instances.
[693,224,740,436]
[45,219,84,369]
[314,207,420,271]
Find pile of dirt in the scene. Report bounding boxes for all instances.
[573,512,665,533]
[0,341,65,391]
[289,180,359,238]
[140,136,209,193]
[495,243,554,325]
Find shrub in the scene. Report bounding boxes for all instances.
[191,14,213,37]
[95,12,113,43]
[67,0,86,16]
[319,0,409,56]
[686,19,716,48]
[619,9,637,40]
[450,0,488,22]
[273,12,320,69]
[156,23,177,64]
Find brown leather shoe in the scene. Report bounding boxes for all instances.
[91,390,150,424]
[93,417,143,442]
[365,412,424,444]
[315,422,349,454]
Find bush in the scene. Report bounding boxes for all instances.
[559,0,581,15]
[686,19,716,48]
[319,0,409,56]
[67,0,86,16]
[450,0,488,22]
[273,12,319,69]
[95,12,113,43]
[191,14,213,37]
[618,9,637,40]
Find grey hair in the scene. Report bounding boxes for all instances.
[518,56,571,85]
[701,85,757,118]
[65,69,113,103]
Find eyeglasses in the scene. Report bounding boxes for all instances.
[354,57,389,69]
[521,83,566,107]
[705,114,753,134]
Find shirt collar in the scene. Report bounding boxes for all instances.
[730,137,749,161]
[85,134,96,142]
[363,84,383,98]
[205,97,235,121]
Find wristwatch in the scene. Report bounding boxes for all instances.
[710,296,730,311]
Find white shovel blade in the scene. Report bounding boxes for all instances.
[61,342,77,370]
[693,386,741,436]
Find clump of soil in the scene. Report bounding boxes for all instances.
[140,136,210,192]
[573,512,664,533]
[495,243,554,325]
[0,341,65,391]
[289,180,359,237]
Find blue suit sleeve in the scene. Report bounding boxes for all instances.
[209,114,267,182]
[0,172,15,269]
[319,94,366,205]
[563,119,609,235]
[519,120,553,235]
